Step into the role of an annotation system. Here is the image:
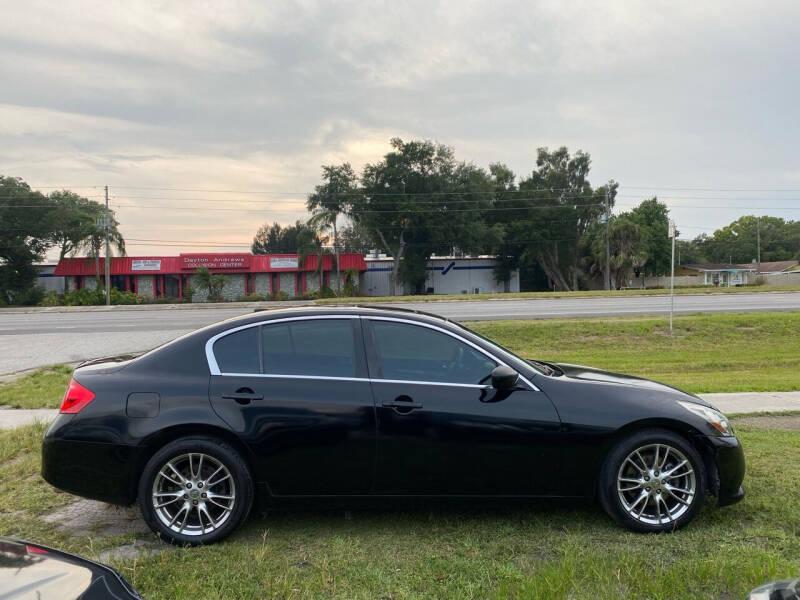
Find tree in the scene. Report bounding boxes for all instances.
[351,138,494,295]
[695,215,800,264]
[513,148,610,291]
[0,177,57,304]
[251,221,312,254]
[485,163,522,292]
[307,164,359,293]
[296,227,333,292]
[48,190,125,288]
[193,267,227,302]
[338,221,373,254]
[627,198,671,275]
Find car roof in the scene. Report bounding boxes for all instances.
[231,304,453,328]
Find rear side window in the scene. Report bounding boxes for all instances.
[261,319,356,377]
[213,327,259,373]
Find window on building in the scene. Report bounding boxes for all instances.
[261,319,355,377]
[369,320,496,385]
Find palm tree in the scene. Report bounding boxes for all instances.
[297,228,333,294]
[306,164,359,294]
[77,217,126,289]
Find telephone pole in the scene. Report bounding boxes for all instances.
[104,185,111,306]
[669,219,676,334]
[756,216,761,274]
[604,187,611,290]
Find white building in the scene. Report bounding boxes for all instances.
[361,256,520,296]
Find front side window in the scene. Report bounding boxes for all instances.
[261,319,356,377]
[370,320,496,385]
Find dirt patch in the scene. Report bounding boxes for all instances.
[42,498,150,538]
[733,415,800,430]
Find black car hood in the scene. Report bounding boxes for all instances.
[551,363,715,408]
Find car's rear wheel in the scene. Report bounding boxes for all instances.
[138,437,253,545]
[598,429,706,532]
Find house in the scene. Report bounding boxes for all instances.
[682,260,799,286]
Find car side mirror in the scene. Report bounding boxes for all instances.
[491,365,519,391]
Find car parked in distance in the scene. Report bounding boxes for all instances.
[42,306,744,545]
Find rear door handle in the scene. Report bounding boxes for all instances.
[222,387,263,404]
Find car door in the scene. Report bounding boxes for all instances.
[208,316,376,496]
[364,317,563,496]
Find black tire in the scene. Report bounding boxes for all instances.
[598,428,706,533]
[138,436,253,546]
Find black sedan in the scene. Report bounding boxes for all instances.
[42,306,744,545]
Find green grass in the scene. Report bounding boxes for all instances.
[316,284,800,304]
[467,311,800,394]
[0,365,72,409]
[1,421,798,599]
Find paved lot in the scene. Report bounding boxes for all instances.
[3,392,799,430]
[0,292,798,374]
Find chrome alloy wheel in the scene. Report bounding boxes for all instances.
[616,443,697,525]
[151,453,236,536]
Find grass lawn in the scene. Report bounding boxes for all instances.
[0,364,72,409]
[316,284,800,304]
[1,420,798,599]
[467,311,800,394]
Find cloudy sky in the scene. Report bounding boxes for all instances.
[2,0,799,256]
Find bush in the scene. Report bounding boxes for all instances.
[39,291,62,306]
[14,286,45,306]
[110,288,150,305]
[37,288,151,306]
[182,286,195,303]
[234,293,270,302]
[154,296,185,304]
[271,291,290,301]
[318,286,337,298]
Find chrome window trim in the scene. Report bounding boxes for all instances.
[216,372,370,383]
[205,314,361,375]
[205,313,539,392]
[365,316,540,391]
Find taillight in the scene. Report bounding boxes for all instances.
[60,378,95,414]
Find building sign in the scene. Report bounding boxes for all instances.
[269,256,298,269]
[131,259,162,271]
[180,254,251,270]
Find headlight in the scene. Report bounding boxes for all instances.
[677,401,734,436]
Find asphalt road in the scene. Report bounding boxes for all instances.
[1,292,798,374]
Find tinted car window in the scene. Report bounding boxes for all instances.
[371,320,496,384]
[214,327,259,373]
[261,319,356,377]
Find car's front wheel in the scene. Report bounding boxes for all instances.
[598,429,706,532]
[138,436,253,545]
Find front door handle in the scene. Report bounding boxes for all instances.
[382,395,423,413]
[222,387,263,405]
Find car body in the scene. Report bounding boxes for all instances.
[42,306,744,544]
[0,538,142,599]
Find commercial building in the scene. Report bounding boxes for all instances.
[360,256,519,296]
[53,253,367,301]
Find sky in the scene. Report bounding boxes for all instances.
[1,0,799,258]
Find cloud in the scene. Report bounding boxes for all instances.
[1,0,799,255]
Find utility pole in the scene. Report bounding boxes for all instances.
[604,187,611,290]
[756,216,761,274]
[104,185,111,306]
[333,217,341,295]
[669,219,676,334]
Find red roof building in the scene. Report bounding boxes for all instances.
[54,253,367,300]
